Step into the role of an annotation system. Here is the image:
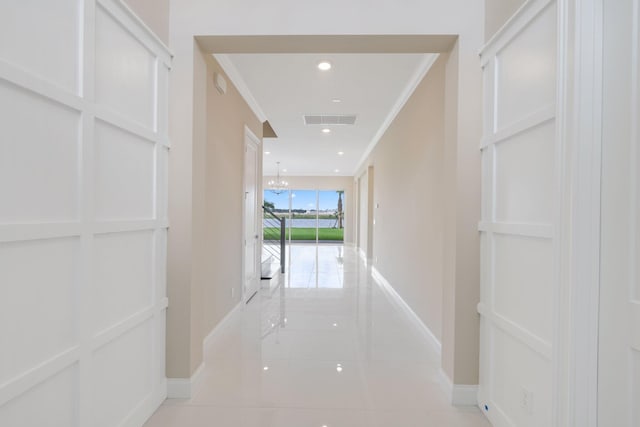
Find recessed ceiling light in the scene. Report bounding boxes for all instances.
[322,128,331,134]
[265,151,271,155]
[337,151,344,156]
[334,169,340,173]
[318,61,332,71]
[263,366,269,371]
[282,169,287,172]
[332,98,342,103]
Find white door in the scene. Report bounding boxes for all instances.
[243,128,260,302]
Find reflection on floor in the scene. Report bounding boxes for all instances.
[144,244,491,427]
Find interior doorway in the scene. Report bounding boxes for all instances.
[356,166,374,261]
[243,127,261,302]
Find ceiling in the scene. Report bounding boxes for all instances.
[222,53,435,176]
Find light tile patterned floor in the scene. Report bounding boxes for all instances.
[144,244,491,427]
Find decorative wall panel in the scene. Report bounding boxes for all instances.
[0,1,171,426]
[479,1,557,426]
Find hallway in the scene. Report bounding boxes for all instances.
[144,245,490,426]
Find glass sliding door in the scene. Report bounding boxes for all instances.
[318,190,344,242]
[263,188,345,243]
[290,190,318,241]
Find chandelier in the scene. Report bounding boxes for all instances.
[268,162,289,194]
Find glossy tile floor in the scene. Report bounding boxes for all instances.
[145,244,491,427]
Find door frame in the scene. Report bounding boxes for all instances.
[366,166,375,262]
[356,170,368,261]
[553,0,603,425]
[242,126,261,303]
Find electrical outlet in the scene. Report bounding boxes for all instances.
[231,287,235,298]
[520,387,534,414]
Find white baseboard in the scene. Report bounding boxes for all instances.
[369,267,480,408]
[167,301,242,399]
[371,266,442,354]
[439,369,480,406]
[358,247,368,265]
[167,362,205,399]
[203,301,242,350]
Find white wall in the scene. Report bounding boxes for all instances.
[478,0,557,425]
[0,0,170,426]
[164,49,263,385]
[355,54,447,343]
[199,53,263,356]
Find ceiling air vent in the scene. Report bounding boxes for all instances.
[303,115,357,126]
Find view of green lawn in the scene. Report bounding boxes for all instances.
[263,189,345,242]
[263,227,344,241]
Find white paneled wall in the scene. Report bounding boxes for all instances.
[0,1,170,426]
[478,1,557,426]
